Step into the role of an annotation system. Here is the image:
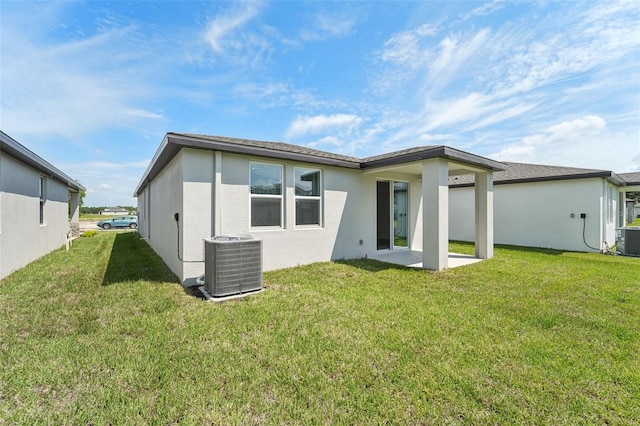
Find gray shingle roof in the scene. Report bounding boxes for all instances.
[361,146,440,162]
[450,161,624,186]
[134,132,506,196]
[619,172,640,186]
[177,133,362,164]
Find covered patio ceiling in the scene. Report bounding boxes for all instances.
[362,159,492,179]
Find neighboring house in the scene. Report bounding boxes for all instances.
[100,207,129,215]
[0,130,85,280]
[134,132,505,285]
[618,172,640,222]
[449,162,640,252]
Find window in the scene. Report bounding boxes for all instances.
[39,176,46,225]
[250,163,283,227]
[295,168,321,226]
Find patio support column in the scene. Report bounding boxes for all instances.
[474,171,494,259]
[422,158,449,270]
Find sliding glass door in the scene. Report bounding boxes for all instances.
[377,181,409,250]
[393,182,408,247]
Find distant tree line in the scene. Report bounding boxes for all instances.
[81,206,137,214]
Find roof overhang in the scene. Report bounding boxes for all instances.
[134,133,363,196]
[452,170,627,188]
[361,146,506,172]
[0,131,85,192]
[622,185,640,192]
[361,147,506,177]
[134,133,507,197]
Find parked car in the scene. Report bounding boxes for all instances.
[97,216,138,230]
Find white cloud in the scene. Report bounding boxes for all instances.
[233,81,321,109]
[490,116,628,168]
[377,23,439,67]
[300,12,357,41]
[490,3,640,98]
[0,6,165,139]
[285,114,363,138]
[204,5,260,53]
[462,101,538,132]
[425,28,490,94]
[201,3,273,66]
[418,133,455,143]
[460,0,506,21]
[61,159,150,207]
[70,160,151,172]
[364,0,639,168]
[424,93,486,131]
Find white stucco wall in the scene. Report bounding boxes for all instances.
[138,148,438,284]
[216,152,375,273]
[141,151,185,281]
[0,152,70,280]
[449,178,618,252]
[181,149,214,283]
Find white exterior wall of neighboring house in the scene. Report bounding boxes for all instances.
[449,177,620,252]
[138,148,431,284]
[0,152,71,279]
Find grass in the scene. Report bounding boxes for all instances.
[1,233,639,424]
[394,235,408,247]
[79,214,135,220]
[79,214,106,220]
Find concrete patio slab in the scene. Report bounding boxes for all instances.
[370,249,483,269]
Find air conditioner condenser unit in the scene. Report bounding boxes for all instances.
[616,227,640,257]
[203,235,263,297]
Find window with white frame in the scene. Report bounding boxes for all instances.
[39,176,46,225]
[250,163,283,227]
[295,167,322,226]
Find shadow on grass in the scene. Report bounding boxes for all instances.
[102,232,179,286]
[183,286,207,300]
[335,258,422,273]
[451,240,566,256]
[340,243,568,274]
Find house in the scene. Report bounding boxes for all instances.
[618,172,640,222]
[449,162,640,252]
[134,132,505,286]
[100,207,129,215]
[0,130,85,280]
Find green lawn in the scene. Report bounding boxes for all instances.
[1,233,638,424]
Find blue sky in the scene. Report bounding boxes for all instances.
[1,1,639,207]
